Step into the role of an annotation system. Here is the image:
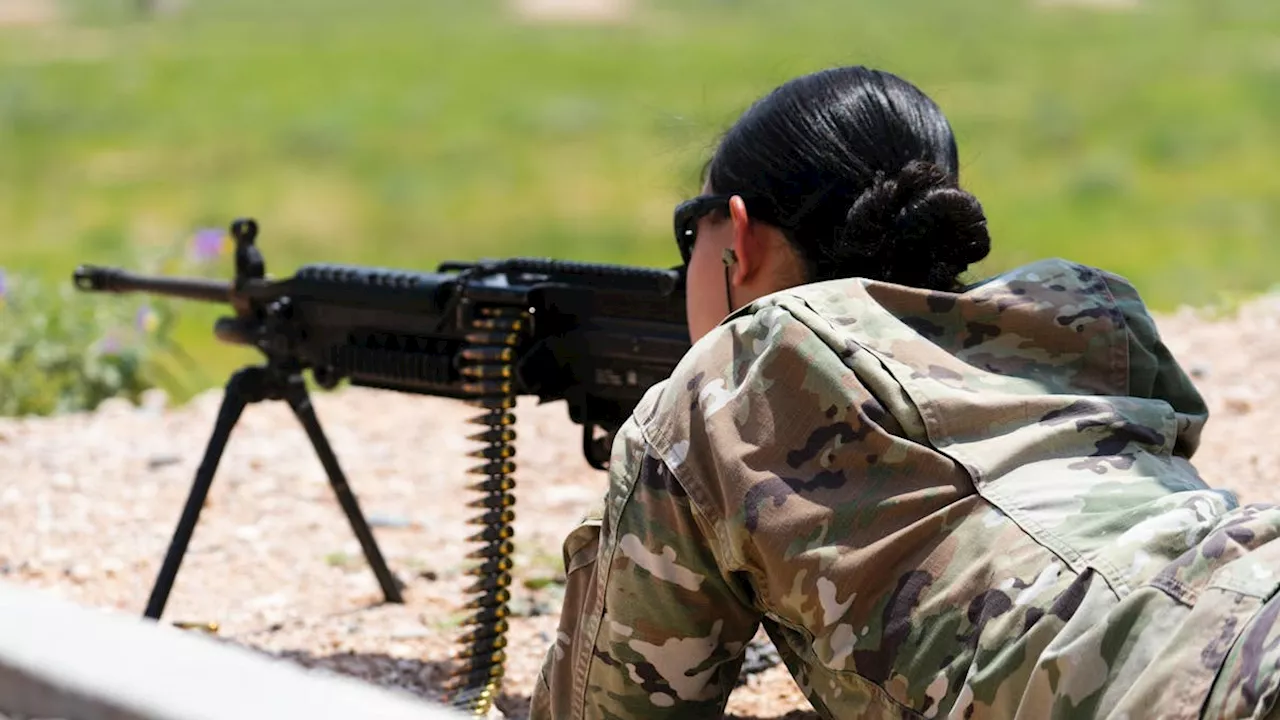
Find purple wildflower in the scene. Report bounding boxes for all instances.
[98,332,123,356]
[0,268,7,299]
[135,305,159,333]
[190,228,227,263]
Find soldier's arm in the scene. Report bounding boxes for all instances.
[530,430,762,719]
[1100,269,1210,458]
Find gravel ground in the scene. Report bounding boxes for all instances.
[3,294,1279,719]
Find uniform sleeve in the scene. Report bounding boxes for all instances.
[530,424,762,720]
[1101,271,1210,458]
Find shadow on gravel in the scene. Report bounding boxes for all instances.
[268,648,819,720]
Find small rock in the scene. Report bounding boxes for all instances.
[246,592,289,609]
[390,625,431,640]
[1222,389,1254,415]
[368,513,415,529]
[140,388,169,412]
[418,569,439,581]
[101,557,125,576]
[148,453,182,470]
[94,398,136,417]
[235,524,263,541]
[40,548,72,564]
[1189,363,1211,380]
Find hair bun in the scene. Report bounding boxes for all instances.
[835,160,991,289]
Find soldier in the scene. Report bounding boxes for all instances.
[529,65,1280,719]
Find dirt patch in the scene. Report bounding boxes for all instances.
[508,0,634,25]
[1034,0,1141,10]
[0,0,60,27]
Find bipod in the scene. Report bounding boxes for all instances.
[142,362,404,620]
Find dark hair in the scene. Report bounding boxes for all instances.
[706,66,991,291]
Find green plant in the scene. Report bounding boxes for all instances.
[0,269,161,415]
[0,227,233,417]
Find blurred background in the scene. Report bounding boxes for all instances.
[0,0,1277,414]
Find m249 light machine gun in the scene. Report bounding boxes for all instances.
[71,218,691,715]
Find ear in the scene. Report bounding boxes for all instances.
[727,195,760,285]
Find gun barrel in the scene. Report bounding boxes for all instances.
[72,265,232,303]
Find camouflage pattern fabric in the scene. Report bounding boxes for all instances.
[528,258,1280,719]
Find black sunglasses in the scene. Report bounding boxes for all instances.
[673,193,787,265]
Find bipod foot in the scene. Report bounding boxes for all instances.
[141,364,403,622]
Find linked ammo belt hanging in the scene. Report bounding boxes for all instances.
[445,307,528,716]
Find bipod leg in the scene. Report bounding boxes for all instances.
[280,373,404,604]
[144,366,265,620]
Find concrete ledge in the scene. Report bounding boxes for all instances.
[0,582,465,720]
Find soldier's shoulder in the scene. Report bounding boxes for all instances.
[633,291,853,448]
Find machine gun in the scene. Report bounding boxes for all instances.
[72,218,691,715]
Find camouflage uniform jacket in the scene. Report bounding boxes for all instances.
[529,258,1280,719]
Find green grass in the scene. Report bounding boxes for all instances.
[2,0,1278,400]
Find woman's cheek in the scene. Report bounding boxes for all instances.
[685,261,718,343]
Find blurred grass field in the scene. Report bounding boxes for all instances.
[1,0,1278,400]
